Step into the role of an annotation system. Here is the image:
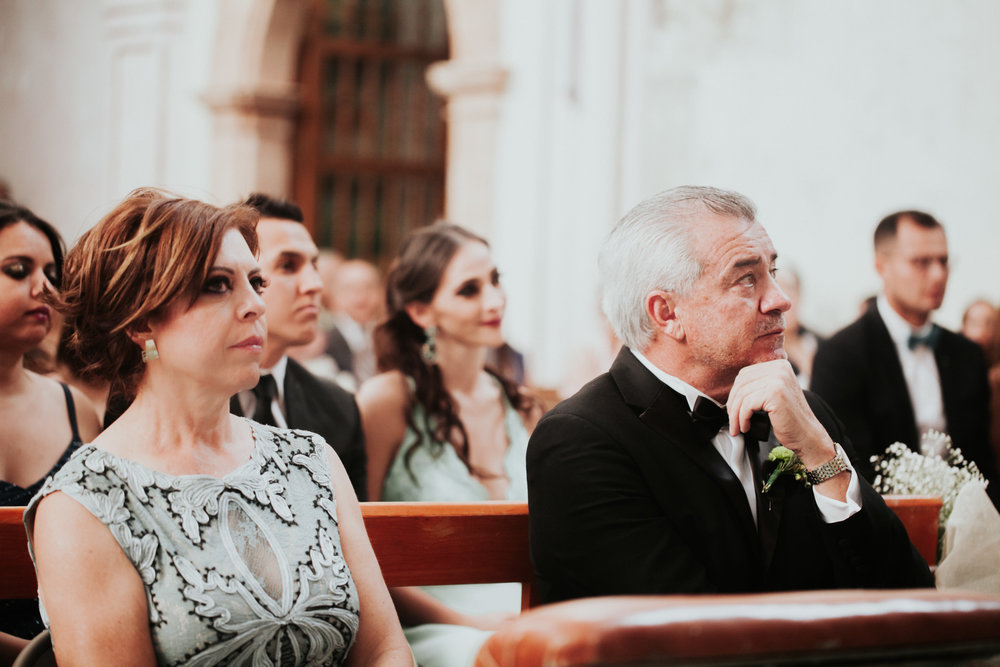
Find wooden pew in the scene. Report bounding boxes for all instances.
[0,496,938,609]
[0,501,536,609]
[475,589,1000,666]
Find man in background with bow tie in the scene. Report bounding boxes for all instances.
[811,211,998,499]
[527,186,932,603]
[232,193,368,499]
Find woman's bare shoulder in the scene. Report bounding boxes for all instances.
[356,371,411,412]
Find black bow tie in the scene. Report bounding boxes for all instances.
[691,395,771,443]
[907,325,941,351]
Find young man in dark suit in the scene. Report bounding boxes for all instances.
[527,186,932,603]
[811,211,997,501]
[234,194,368,499]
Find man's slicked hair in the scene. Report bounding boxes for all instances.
[873,210,942,252]
[243,193,304,224]
[599,186,757,351]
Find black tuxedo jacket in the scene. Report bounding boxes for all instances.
[230,358,368,500]
[810,306,997,491]
[527,349,932,604]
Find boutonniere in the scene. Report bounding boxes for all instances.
[762,446,810,494]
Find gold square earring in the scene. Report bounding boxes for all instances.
[141,339,159,363]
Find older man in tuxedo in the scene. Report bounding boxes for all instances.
[527,186,932,603]
[233,194,368,499]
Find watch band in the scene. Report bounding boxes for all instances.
[805,450,848,485]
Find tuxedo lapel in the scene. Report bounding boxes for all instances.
[282,360,329,435]
[866,308,920,448]
[611,350,759,549]
[282,365,306,430]
[934,332,962,429]
[752,433,784,573]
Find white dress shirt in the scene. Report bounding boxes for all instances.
[631,349,861,524]
[238,355,290,429]
[876,295,946,437]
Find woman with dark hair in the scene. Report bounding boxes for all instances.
[0,201,101,657]
[358,223,538,667]
[24,189,410,666]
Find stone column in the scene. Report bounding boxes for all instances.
[204,0,307,202]
[102,0,184,199]
[426,0,508,239]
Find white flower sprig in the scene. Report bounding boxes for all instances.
[871,430,988,536]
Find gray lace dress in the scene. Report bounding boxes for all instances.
[24,421,360,666]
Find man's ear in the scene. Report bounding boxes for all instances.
[646,290,684,342]
[874,249,887,278]
[404,302,434,331]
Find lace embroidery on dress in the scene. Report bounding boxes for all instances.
[24,422,360,667]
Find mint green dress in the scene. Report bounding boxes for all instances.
[25,422,359,666]
[381,380,529,667]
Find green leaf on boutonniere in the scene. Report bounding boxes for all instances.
[762,446,810,494]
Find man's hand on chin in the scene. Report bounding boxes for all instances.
[726,359,850,500]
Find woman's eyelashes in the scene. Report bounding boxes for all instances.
[455,270,501,298]
[1,258,55,285]
[456,281,480,298]
[250,274,268,294]
[203,273,268,295]
[2,260,29,280]
[204,275,233,294]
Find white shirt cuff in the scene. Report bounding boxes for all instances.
[812,442,863,523]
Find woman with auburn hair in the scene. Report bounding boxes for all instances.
[0,201,101,658]
[24,189,410,666]
[358,223,539,667]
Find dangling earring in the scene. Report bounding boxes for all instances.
[421,326,437,364]
[141,338,159,363]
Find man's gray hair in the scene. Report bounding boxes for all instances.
[598,186,757,351]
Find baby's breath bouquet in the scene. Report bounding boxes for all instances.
[871,430,988,538]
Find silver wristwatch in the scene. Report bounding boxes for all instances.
[805,450,849,485]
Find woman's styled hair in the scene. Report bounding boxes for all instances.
[599,185,757,351]
[375,222,533,478]
[54,188,258,393]
[0,200,66,287]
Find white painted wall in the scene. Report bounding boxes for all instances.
[0,0,220,241]
[633,0,1000,339]
[3,0,999,390]
[494,0,630,386]
[495,0,1000,386]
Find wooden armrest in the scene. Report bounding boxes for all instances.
[475,589,1000,666]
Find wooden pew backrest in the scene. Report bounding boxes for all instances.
[883,494,942,565]
[0,497,933,608]
[361,501,535,610]
[1,502,536,610]
[0,506,34,599]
